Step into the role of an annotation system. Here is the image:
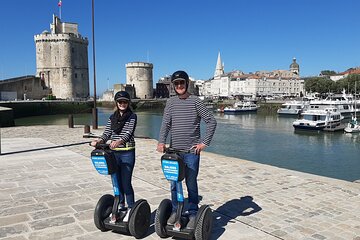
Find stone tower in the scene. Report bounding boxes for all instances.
[34,15,89,99]
[214,52,224,78]
[125,62,153,99]
[290,57,300,75]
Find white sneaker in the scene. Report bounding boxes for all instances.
[123,208,131,222]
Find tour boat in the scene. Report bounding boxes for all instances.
[223,101,259,114]
[292,107,344,131]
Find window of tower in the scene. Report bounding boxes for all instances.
[75,73,78,78]
[72,47,74,53]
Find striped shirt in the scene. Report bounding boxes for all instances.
[159,95,217,150]
[100,112,137,149]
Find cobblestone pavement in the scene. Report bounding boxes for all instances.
[0,125,359,240]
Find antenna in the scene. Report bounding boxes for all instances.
[147,50,149,63]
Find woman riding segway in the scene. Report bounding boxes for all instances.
[90,91,150,238]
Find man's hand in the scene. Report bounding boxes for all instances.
[110,140,123,149]
[157,143,166,153]
[191,143,206,155]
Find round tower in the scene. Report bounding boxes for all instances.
[126,62,153,99]
[34,15,89,99]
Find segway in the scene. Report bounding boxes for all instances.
[154,148,213,240]
[90,143,151,239]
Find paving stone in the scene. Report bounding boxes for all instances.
[1,125,360,240]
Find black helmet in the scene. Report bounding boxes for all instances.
[114,91,131,102]
[171,70,189,93]
[171,70,189,82]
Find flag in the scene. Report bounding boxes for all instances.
[58,0,62,7]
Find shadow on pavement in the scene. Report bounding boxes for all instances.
[211,196,262,239]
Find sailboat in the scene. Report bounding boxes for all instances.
[344,81,360,133]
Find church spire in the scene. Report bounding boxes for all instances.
[214,52,224,78]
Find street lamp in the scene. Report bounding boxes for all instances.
[91,0,98,129]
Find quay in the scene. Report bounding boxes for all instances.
[0,125,359,240]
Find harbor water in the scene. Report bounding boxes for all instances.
[14,107,360,182]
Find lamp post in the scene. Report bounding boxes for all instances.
[91,0,98,129]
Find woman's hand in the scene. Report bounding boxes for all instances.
[157,143,166,153]
[110,139,123,149]
[191,143,206,155]
[90,138,102,147]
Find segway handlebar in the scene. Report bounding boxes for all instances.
[164,147,192,154]
[89,142,110,149]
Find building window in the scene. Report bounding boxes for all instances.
[75,73,78,78]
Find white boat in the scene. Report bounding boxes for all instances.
[344,116,360,133]
[344,82,360,133]
[277,100,309,116]
[308,89,360,118]
[223,101,259,114]
[293,107,344,131]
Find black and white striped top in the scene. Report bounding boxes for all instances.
[100,113,137,148]
[159,95,217,150]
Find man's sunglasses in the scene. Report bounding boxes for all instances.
[173,80,186,86]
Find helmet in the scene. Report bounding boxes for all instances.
[114,91,131,102]
[171,70,189,93]
[171,70,189,83]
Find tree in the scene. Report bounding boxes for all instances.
[320,70,337,76]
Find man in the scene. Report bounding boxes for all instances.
[157,70,217,229]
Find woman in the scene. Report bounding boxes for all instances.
[91,91,137,222]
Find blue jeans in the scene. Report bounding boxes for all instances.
[112,150,135,208]
[170,153,200,215]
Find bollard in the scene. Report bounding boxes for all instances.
[68,114,74,128]
[84,125,90,134]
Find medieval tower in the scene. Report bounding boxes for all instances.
[34,15,89,99]
[125,62,153,99]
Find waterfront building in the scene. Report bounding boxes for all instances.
[34,15,89,100]
[0,75,51,100]
[202,54,304,99]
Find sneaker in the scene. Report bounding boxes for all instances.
[167,211,177,225]
[186,215,196,229]
[123,208,131,222]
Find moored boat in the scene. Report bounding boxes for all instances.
[277,100,309,116]
[344,116,360,133]
[223,101,259,114]
[293,107,344,131]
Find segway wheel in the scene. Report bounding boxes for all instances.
[128,199,151,239]
[155,199,172,238]
[194,206,213,240]
[94,194,114,231]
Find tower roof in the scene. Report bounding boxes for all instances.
[214,52,224,77]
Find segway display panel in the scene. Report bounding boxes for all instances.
[161,153,185,181]
[91,149,116,175]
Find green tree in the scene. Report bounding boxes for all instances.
[321,70,337,76]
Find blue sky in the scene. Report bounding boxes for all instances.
[1,0,359,95]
